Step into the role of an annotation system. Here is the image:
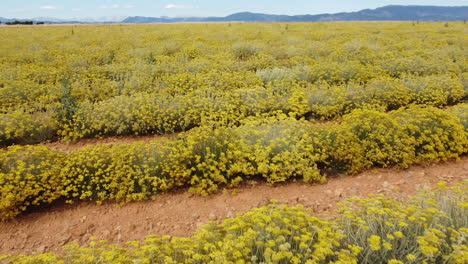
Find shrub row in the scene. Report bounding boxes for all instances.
[3,182,467,263]
[1,106,466,220]
[2,74,464,145]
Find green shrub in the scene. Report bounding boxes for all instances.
[256,67,296,83]
[233,115,324,184]
[232,43,259,60]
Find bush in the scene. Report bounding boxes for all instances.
[339,182,468,264]
[256,67,297,83]
[342,109,415,168]
[232,43,259,60]
[60,91,242,140]
[233,115,324,184]
[402,74,465,107]
[191,202,354,264]
[0,145,65,220]
[448,103,468,132]
[0,109,59,145]
[61,141,180,203]
[391,105,467,163]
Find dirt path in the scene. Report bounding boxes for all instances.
[0,157,467,255]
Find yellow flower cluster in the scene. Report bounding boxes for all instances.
[0,22,467,144]
[338,181,468,264]
[0,145,65,220]
[0,109,58,145]
[1,106,466,220]
[3,182,466,263]
[449,103,468,132]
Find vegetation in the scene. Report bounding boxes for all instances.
[4,21,35,25]
[0,22,466,144]
[1,106,466,220]
[2,182,466,263]
[0,22,467,262]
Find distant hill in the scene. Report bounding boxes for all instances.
[1,5,467,24]
[123,5,468,23]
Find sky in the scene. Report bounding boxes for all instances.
[1,0,467,20]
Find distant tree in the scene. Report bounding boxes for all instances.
[5,20,34,25]
[36,22,45,25]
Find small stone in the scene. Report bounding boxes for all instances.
[226,211,234,218]
[192,213,200,219]
[71,225,87,237]
[208,212,217,221]
[334,189,342,197]
[102,230,111,237]
[404,173,412,178]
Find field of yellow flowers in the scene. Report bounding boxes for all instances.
[0,22,467,263]
[0,22,466,144]
[0,22,467,216]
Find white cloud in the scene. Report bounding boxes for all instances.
[100,5,136,9]
[39,5,62,10]
[164,4,198,9]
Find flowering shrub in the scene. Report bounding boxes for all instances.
[338,182,468,264]
[449,103,468,132]
[0,145,65,219]
[391,106,467,163]
[342,109,415,168]
[0,109,59,145]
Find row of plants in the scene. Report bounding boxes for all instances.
[1,105,466,220]
[1,73,466,145]
[1,22,466,145]
[2,182,466,263]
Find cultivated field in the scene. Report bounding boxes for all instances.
[0,22,467,263]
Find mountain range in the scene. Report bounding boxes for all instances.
[1,5,467,24]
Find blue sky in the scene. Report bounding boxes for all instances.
[1,0,467,19]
